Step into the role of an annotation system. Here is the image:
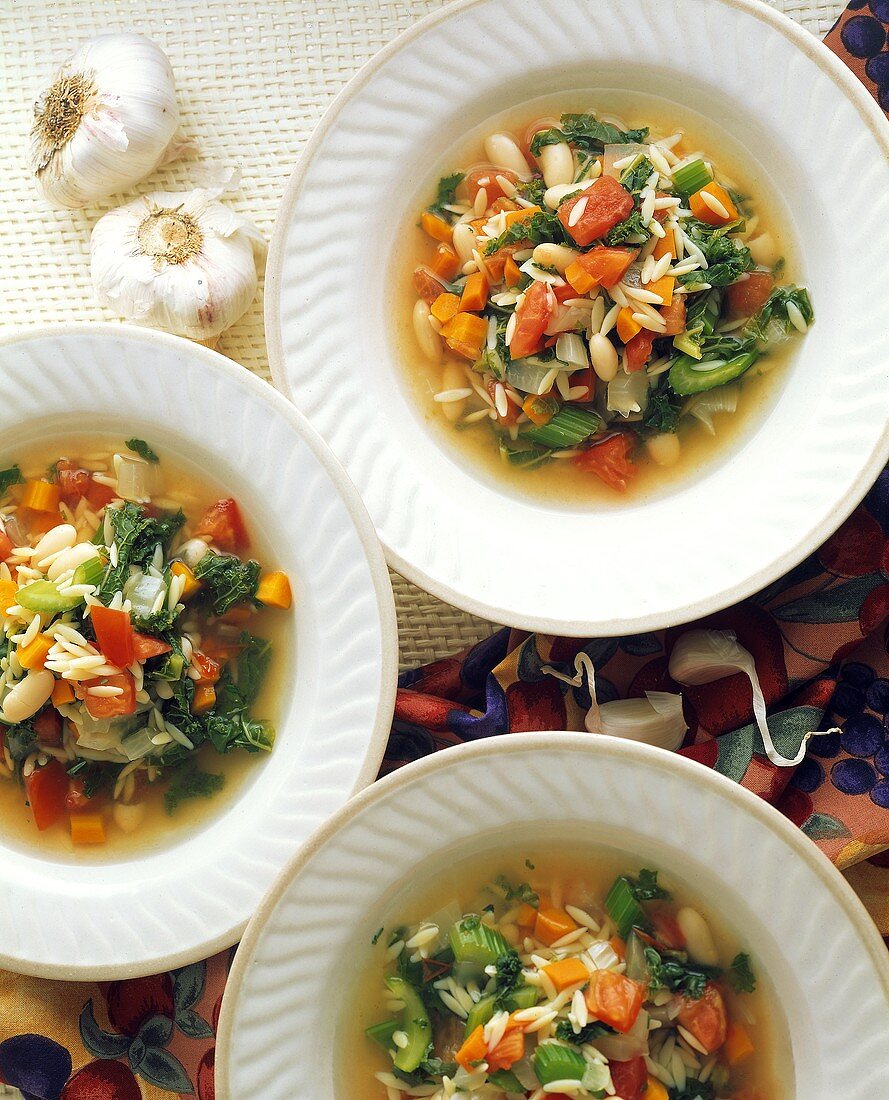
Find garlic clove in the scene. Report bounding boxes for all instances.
[31,32,183,209]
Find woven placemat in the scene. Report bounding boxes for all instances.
[0,0,844,669]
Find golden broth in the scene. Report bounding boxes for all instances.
[339,837,791,1098]
[0,434,290,860]
[394,90,803,507]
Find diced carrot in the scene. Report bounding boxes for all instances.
[171,560,201,600]
[652,228,675,261]
[534,906,579,946]
[414,267,444,304]
[70,812,106,845]
[543,957,589,992]
[430,244,460,281]
[459,271,489,313]
[504,255,522,287]
[21,480,61,514]
[191,682,217,715]
[609,935,627,961]
[486,1026,525,1073]
[420,211,453,243]
[455,1024,487,1071]
[522,395,557,426]
[441,312,488,360]
[689,181,737,227]
[558,176,634,246]
[18,634,53,671]
[616,307,642,343]
[648,275,675,306]
[726,271,774,318]
[584,970,644,1033]
[660,298,687,336]
[566,247,637,294]
[256,570,293,610]
[724,1021,754,1065]
[430,293,461,324]
[516,902,538,928]
[0,578,18,612]
[51,679,75,706]
[504,204,541,227]
[645,1077,670,1100]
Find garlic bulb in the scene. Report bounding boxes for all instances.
[90,189,266,342]
[31,32,185,208]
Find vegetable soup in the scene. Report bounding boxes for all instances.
[0,436,293,854]
[402,94,810,502]
[343,846,788,1100]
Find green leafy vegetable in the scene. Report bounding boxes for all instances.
[631,867,671,901]
[233,631,272,706]
[558,113,649,153]
[678,221,753,287]
[728,951,756,993]
[555,1019,615,1044]
[0,465,22,498]
[640,382,682,436]
[484,210,566,254]
[744,286,813,343]
[193,551,260,615]
[427,172,464,218]
[604,209,649,246]
[125,438,160,463]
[164,765,225,815]
[619,155,656,194]
[98,502,185,599]
[644,946,720,1000]
[494,876,540,907]
[492,950,523,1005]
[4,723,36,763]
[669,1080,716,1100]
[66,758,115,798]
[130,609,180,635]
[517,176,547,206]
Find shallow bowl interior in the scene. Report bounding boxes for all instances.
[0,325,397,979]
[267,0,889,634]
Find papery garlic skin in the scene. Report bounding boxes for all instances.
[91,189,266,342]
[31,32,183,209]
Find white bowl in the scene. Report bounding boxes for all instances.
[216,732,889,1098]
[267,0,889,635]
[0,324,397,979]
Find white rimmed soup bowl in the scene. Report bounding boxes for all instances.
[0,324,397,979]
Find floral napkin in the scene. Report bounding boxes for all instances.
[1,5,889,1100]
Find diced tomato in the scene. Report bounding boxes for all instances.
[660,297,687,336]
[33,707,63,747]
[608,1057,648,1100]
[509,281,554,360]
[91,605,135,669]
[553,281,580,303]
[558,176,634,246]
[195,497,250,554]
[465,167,518,205]
[0,528,12,562]
[25,759,69,831]
[85,479,118,511]
[192,651,221,684]
[584,970,645,1033]
[568,367,595,402]
[625,329,656,373]
[486,381,519,426]
[571,246,638,290]
[54,460,91,507]
[677,983,728,1053]
[413,267,445,304]
[132,632,172,662]
[572,433,636,493]
[726,272,774,318]
[65,777,98,812]
[74,672,137,720]
[485,1025,524,1073]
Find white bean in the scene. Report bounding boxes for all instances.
[32,524,77,564]
[452,222,477,265]
[47,542,100,582]
[677,907,720,966]
[2,670,54,723]
[532,243,580,274]
[645,432,681,467]
[412,299,442,363]
[114,801,146,833]
[588,333,619,382]
[544,181,590,210]
[440,364,468,422]
[483,132,532,178]
[177,537,210,570]
[537,140,575,188]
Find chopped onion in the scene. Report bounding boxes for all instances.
[555,333,589,368]
[669,629,838,767]
[123,571,166,616]
[683,384,739,434]
[116,454,159,502]
[607,370,650,416]
[120,726,159,761]
[595,1033,647,1061]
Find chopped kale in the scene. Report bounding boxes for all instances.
[66,759,115,799]
[193,551,260,615]
[494,875,540,907]
[669,1080,715,1100]
[555,1019,615,1044]
[4,723,36,763]
[164,765,224,815]
[484,210,567,254]
[631,867,671,901]
[531,113,648,156]
[0,465,22,498]
[644,946,720,1000]
[493,950,523,1005]
[125,438,160,463]
[728,951,756,994]
[98,502,185,599]
[619,155,656,194]
[130,609,180,636]
[604,209,649,246]
[639,381,683,436]
[744,286,813,344]
[427,172,464,218]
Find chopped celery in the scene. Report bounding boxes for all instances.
[72,555,106,588]
[489,1069,524,1093]
[463,984,539,1037]
[533,1041,587,1084]
[673,158,713,196]
[384,976,431,1073]
[604,876,647,939]
[464,993,497,1037]
[525,408,601,449]
[365,1019,399,1050]
[581,1061,612,1093]
[509,984,539,1010]
[155,652,185,682]
[16,580,84,614]
[668,350,759,396]
[498,440,553,470]
[449,918,511,968]
[673,331,703,360]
